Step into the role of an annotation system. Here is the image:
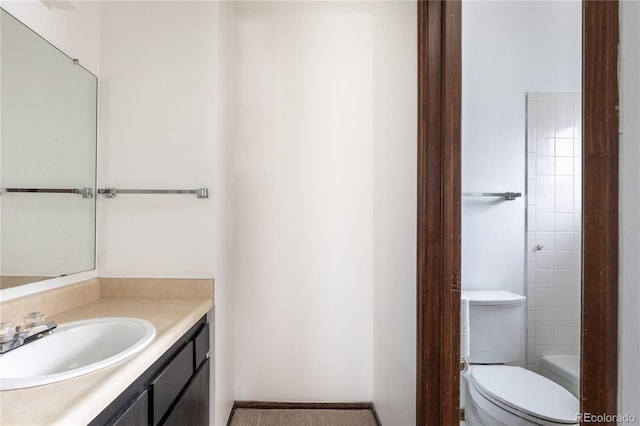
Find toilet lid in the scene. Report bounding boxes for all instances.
[470,365,579,424]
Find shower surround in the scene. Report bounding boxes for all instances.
[526,92,582,371]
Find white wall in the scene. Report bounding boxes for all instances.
[232,4,416,415]
[212,2,236,424]
[370,2,417,425]
[226,2,418,419]
[97,1,216,279]
[619,0,640,421]
[233,2,374,402]
[462,1,581,295]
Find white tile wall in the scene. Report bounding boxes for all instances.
[526,92,582,371]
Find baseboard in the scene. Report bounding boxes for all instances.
[227,401,382,426]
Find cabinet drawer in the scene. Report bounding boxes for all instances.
[112,390,148,426]
[164,358,210,426]
[150,341,194,425]
[194,323,209,369]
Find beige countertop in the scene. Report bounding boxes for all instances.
[0,279,213,426]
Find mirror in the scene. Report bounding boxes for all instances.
[0,8,97,290]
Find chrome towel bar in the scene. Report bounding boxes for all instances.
[97,188,209,199]
[0,187,93,198]
[462,192,522,201]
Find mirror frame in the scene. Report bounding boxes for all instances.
[416,0,620,423]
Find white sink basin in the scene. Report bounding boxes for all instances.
[0,317,155,391]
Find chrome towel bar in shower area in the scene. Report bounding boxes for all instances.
[463,192,522,201]
[0,187,94,198]
[97,188,209,199]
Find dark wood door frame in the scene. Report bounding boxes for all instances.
[581,1,619,420]
[416,1,619,424]
[416,1,461,424]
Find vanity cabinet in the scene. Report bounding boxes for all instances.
[90,315,211,426]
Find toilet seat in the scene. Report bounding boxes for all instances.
[469,365,579,425]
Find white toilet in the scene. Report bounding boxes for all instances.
[463,290,579,426]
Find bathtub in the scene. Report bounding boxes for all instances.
[538,355,580,398]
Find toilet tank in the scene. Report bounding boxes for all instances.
[462,290,526,364]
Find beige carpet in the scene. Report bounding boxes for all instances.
[229,409,378,426]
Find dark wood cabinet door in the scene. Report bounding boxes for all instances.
[112,390,148,426]
[151,341,194,425]
[163,358,210,426]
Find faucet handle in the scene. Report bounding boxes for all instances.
[0,321,16,343]
[24,311,46,328]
